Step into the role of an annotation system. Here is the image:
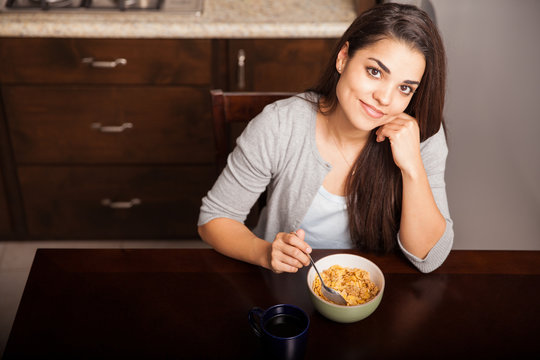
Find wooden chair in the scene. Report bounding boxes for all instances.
[209,89,295,226]
[210,89,295,172]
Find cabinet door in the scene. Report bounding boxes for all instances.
[228,39,338,92]
[5,86,214,164]
[0,38,211,85]
[19,165,214,239]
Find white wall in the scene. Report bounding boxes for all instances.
[432,0,540,249]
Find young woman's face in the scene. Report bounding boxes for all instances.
[335,37,426,131]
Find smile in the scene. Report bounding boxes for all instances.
[359,100,385,119]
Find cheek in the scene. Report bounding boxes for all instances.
[335,76,357,106]
[337,73,373,99]
[388,97,412,116]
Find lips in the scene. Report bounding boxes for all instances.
[360,100,385,119]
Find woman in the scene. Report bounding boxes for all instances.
[198,3,453,274]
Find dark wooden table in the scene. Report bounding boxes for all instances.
[3,249,540,359]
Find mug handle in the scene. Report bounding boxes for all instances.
[248,307,265,337]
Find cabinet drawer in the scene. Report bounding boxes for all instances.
[5,86,214,164]
[0,38,211,85]
[19,166,215,239]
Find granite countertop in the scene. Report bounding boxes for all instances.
[0,0,358,38]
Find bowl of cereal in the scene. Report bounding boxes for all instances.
[306,253,385,323]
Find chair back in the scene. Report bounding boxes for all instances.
[210,89,295,172]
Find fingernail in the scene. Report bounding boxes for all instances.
[306,247,312,254]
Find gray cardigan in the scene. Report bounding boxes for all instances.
[198,93,454,273]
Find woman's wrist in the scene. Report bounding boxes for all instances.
[400,159,425,182]
[252,236,272,270]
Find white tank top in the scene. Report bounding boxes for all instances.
[299,186,353,249]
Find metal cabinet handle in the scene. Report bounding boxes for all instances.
[82,57,127,68]
[91,122,133,133]
[101,198,141,209]
[237,49,246,89]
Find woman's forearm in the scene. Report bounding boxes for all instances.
[198,218,272,269]
[399,165,446,259]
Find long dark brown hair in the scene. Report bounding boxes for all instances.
[309,3,447,253]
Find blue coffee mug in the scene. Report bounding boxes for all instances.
[248,304,309,360]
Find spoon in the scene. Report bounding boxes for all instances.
[289,231,348,305]
[307,254,348,306]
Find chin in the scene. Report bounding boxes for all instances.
[351,118,383,132]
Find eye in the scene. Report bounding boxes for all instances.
[366,67,381,79]
[399,85,414,96]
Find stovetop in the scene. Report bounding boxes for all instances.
[1,0,204,13]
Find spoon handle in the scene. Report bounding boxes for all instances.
[308,254,327,287]
[289,231,329,290]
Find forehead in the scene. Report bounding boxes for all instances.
[351,37,426,81]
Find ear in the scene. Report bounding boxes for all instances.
[336,42,349,74]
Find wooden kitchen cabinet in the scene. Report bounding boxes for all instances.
[221,38,339,167]
[0,38,214,239]
[4,86,213,164]
[0,38,211,85]
[0,36,338,240]
[227,39,338,92]
[18,166,214,238]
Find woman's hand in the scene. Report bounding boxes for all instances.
[268,229,312,273]
[375,113,423,177]
[376,114,446,259]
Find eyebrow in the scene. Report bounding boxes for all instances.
[368,57,420,85]
[369,57,391,74]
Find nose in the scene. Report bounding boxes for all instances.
[372,83,392,107]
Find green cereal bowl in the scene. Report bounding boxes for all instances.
[306,253,385,323]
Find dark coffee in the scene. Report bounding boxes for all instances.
[264,314,305,338]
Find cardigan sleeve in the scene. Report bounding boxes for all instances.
[397,125,454,273]
[197,103,279,226]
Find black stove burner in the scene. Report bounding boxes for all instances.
[5,0,165,10]
[29,0,71,7]
[26,0,77,9]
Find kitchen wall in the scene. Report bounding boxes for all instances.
[432,0,540,249]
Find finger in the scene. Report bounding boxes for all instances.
[287,230,311,266]
[270,245,304,273]
[291,229,312,254]
[270,260,298,274]
[278,254,304,272]
[377,120,415,140]
[376,124,400,142]
[280,239,310,267]
[378,119,410,134]
[380,113,417,133]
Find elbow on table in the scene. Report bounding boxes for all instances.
[417,230,454,273]
[197,223,212,247]
[399,220,454,273]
